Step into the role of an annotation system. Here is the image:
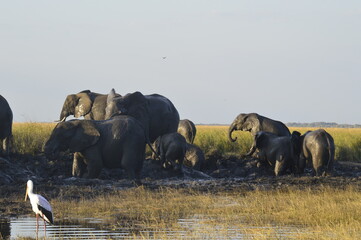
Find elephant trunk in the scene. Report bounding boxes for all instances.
[59,111,68,122]
[43,141,58,160]
[59,95,76,121]
[228,123,237,142]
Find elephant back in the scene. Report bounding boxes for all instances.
[259,115,290,136]
[146,94,180,142]
[0,95,13,139]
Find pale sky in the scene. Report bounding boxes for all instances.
[1,1,360,124]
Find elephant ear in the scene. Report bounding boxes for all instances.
[246,114,261,134]
[74,93,92,118]
[255,132,267,149]
[124,92,148,122]
[105,89,122,119]
[107,88,117,104]
[69,121,100,152]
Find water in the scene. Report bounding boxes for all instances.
[0,216,305,239]
[1,217,130,240]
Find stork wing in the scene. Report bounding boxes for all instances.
[36,194,53,224]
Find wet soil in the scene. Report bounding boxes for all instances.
[1,153,361,218]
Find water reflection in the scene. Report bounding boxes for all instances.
[1,217,129,240]
[1,216,306,239]
[0,218,10,239]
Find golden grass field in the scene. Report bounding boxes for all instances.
[11,123,361,162]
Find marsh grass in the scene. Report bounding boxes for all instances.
[50,185,361,239]
[10,123,361,162]
[195,125,253,156]
[12,122,55,155]
[195,125,361,162]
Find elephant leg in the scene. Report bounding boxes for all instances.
[245,141,257,157]
[72,153,86,177]
[160,153,168,168]
[82,148,103,178]
[298,155,306,174]
[121,147,144,185]
[3,136,10,157]
[0,139,3,157]
[125,168,142,186]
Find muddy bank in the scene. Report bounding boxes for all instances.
[1,153,361,218]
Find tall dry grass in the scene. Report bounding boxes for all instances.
[12,122,55,155]
[51,185,361,239]
[195,125,361,162]
[10,123,361,162]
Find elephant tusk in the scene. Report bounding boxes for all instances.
[54,116,67,123]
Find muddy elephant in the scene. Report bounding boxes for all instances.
[178,119,197,144]
[152,132,187,172]
[297,129,335,176]
[184,143,205,170]
[0,95,13,158]
[247,131,300,176]
[229,113,290,141]
[59,89,120,121]
[44,115,146,183]
[105,90,180,143]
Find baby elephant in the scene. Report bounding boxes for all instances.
[44,115,146,183]
[248,131,300,176]
[153,132,187,171]
[177,119,197,144]
[298,129,335,176]
[184,143,205,170]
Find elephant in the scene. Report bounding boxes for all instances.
[44,115,146,183]
[152,132,187,172]
[229,113,291,140]
[297,129,335,176]
[105,90,180,143]
[59,89,120,121]
[229,113,291,155]
[184,143,205,170]
[178,119,197,144]
[247,131,300,176]
[0,95,13,158]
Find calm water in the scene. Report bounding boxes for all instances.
[0,216,305,239]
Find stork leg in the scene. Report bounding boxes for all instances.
[43,218,47,239]
[36,214,39,240]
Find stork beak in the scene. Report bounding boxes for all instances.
[24,186,28,201]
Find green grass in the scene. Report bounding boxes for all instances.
[10,123,361,162]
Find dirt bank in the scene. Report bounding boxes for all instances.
[1,153,361,218]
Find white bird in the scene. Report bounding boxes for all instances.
[25,180,53,238]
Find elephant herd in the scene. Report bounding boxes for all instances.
[229,113,335,176]
[0,91,335,184]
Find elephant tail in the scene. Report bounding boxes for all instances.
[147,137,160,161]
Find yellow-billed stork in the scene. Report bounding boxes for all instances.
[24,180,53,238]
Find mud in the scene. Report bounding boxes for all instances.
[1,153,361,218]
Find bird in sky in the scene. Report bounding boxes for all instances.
[25,180,54,238]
